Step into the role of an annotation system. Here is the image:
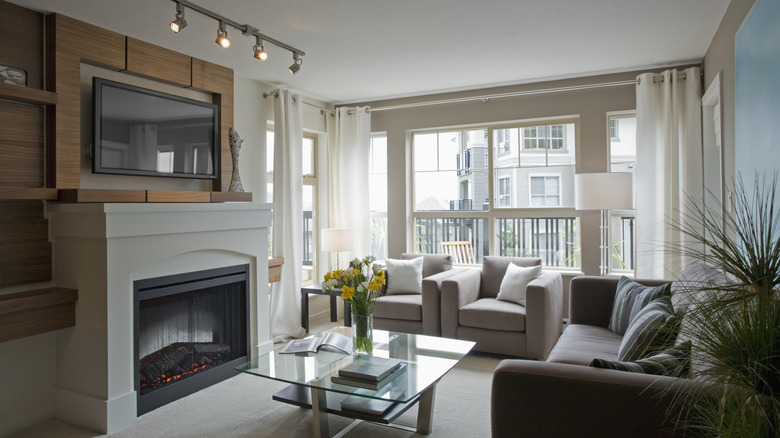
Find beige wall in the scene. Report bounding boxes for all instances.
[702,0,756,198]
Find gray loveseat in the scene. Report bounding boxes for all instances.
[490,270,719,438]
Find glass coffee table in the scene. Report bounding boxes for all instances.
[235,327,475,437]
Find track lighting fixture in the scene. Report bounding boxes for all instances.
[215,21,230,48]
[289,53,302,75]
[169,1,304,73]
[170,2,187,33]
[253,37,268,61]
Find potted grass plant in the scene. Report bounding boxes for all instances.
[667,172,780,438]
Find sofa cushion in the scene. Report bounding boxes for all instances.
[481,256,542,299]
[671,262,729,314]
[589,342,690,377]
[496,264,542,306]
[458,298,526,332]
[401,253,453,278]
[546,324,622,365]
[385,257,424,295]
[609,276,671,336]
[374,294,422,321]
[617,296,677,362]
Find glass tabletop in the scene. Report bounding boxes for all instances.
[235,327,475,404]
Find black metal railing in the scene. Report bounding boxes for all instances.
[415,217,488,261]
[496,217,578,268]
[303,210,313,266]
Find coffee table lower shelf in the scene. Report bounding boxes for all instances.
[272,384,422,424]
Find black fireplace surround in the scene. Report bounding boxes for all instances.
[134,264,250,415]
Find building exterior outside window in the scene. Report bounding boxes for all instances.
[411,119,579,268]
[608,112,637,273]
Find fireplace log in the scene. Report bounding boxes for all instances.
[140,346,189,381]
[193,343,231,360]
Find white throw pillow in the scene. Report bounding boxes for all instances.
[386,257,424,295]
[496,264,542,306]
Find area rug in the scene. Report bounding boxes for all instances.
[10,353,501,438]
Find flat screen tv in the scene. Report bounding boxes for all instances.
[92,77,219,180]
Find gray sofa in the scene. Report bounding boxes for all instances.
[440,257,563,359]
[373,253,464,336]
[490,274,708,438]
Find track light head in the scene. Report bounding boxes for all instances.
[289,53,302,75]
[215,21,230,48]
[170,3,187,33]
[253,37,268,61]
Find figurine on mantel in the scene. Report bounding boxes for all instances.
[228,127,244,193]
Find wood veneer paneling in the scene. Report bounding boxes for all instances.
[210,191,252,202]
[0,201,52,287]
[126,37,192,87]
[58,189,146,203]
[0,101,44,187]
[45,14,125,189]
[0,287,78,343]
[147,190,211,203]
[192,58,234,192]
[0,2,43,89]
[0,83,57,105]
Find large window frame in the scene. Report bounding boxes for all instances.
[607,110,637,275]
[410,117,580,269]
[266,125,320,285]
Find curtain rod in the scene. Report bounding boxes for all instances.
[263,90,335,113]
[355,72,688,114]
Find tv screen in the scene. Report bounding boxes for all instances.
[92,77,218,180]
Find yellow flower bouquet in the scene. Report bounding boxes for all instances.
[322,256,386,354]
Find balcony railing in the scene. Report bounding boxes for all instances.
[415,217,488,261]
[496,217,578,268]
[303,210,312,266]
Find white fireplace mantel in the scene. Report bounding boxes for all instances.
[47,202,274,433]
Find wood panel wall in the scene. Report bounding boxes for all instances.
[0,2,52,287]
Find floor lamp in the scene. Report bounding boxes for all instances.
[575,172,633,276]
[320,228,353,270]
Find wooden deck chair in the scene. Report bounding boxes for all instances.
[440,241,476,264]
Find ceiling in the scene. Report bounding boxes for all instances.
[9,0,731,104]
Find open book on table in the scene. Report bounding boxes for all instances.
[279,332,353,355]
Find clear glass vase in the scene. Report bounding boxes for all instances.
[351,314,373,356]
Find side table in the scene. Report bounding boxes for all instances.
[300,284,352,332]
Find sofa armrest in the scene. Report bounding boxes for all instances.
[491,359,692,438]
[421,267,467,336]
[524,271,563,360]
[440,268,481,338]
[568,275,621,327]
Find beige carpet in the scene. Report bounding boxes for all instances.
[9,353,501,438]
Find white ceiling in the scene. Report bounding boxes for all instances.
[9,0,731,104]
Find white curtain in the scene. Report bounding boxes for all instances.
[326,107,372,265]
[635,67,703,279]
[270,89,305,342]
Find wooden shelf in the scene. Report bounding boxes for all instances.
[0,82,57,105]
[0,287,77,343]
[58,189,147,203]
[0,187,59,200]
[211,191,253,202]
[57,189,253,203]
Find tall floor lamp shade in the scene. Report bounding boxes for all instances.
[575,172,633,276]
[320,228,353,270]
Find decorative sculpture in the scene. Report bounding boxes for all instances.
[228,127,244,193]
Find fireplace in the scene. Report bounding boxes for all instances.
[134,264,250,415]
[47,202,274,433]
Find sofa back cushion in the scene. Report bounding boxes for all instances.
[617,295,677,361]
[609,276,671,336]
[401,253,453,278]
[386,256,424,295]
[481,256,542,299]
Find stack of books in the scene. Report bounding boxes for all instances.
[330,356,407,390]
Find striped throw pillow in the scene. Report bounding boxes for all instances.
[590,342,690,377]
[609,276,671,336]
[617,296,676,362]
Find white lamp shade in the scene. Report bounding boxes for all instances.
[575,172,633,210]
[320,228,353,252]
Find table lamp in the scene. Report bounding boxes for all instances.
[575,172,633,276]
[320,228,353,270]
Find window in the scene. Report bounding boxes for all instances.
[266,127,319,285]
[369,133,388,260]
[157,147,174,173]
[411,119,579,267]
[608,112,637,273]
[530,175,560,206]
[498,177,511,207]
